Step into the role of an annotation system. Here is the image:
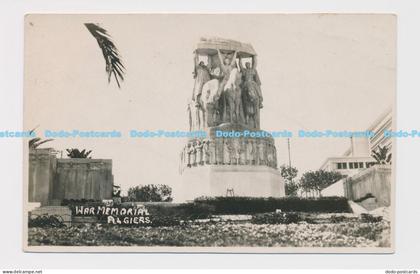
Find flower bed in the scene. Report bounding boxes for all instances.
[28,219,390,248]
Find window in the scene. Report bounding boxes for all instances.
[349,162,354,169]
[337,162,348,170]
[366,162,376,168]
[359,162,364,168]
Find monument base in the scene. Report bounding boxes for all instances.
[180,165,285,202]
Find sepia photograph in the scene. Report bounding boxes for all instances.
[23,14,396,252]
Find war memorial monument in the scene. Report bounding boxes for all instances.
[180,37,285,201]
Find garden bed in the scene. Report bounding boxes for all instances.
[28,213,390,248]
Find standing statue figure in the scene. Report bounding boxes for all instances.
[257,140,266,165]
[186,143,192,167]
[188,101,202,131]
[239,139,246,165]
[216,138,224,165]
[246,139,254,165]
[240,56,262,129]
[239,56,263,108]
[195,54,224,129]
[223,139,232,165]
[267,143,274,167]
[215,49,244,123]
[192,53,211,106]
[216,49,238,96]
[273,145,277,168]
[190,141,197,166]
[209,139,217,165]
[179,149,184,173]
[196,140,204,165]
[203,140,210,164]
[232,139,240,165]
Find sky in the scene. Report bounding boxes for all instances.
[24,14,396,197]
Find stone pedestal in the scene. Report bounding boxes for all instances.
[181,165,284,202]
[180,123,285,201]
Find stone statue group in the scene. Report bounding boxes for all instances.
[188,48,263,130]
[180,137,277,171]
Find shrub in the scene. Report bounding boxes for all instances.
[360,213,383,223]
[144,202,215,219]
[28,215,65,228]
[251,212,301,224]
[194,196,351,214]
[330,215,347,223]
[149,216,182,227]
[353,193,375,203]
[127,184,173,202]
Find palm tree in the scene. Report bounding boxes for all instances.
[66,148,92,159]
[28,128,53,149]
[372,145,392,165]
[84,23,125,88]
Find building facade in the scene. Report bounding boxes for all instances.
[320,107,392,176]
[320,107,393,205]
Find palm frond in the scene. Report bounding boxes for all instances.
[84,23,125,88]
[371,145,392,165]
[32,138,54,149]
[29,137,41,148]
[66,148,93,158]
[28,126,54,149]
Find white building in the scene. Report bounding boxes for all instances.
[321,107,392,197]
[320,107,392,177]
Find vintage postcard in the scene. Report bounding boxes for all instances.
[23,14,396,252]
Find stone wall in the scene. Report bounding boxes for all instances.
[53,159,113,201]
[321,178,345,197]
[344,165,391,207]
[28,148,57,205]
[28,149,113,204]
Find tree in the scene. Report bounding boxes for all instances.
[280,165,299,196]
[127,184,173,202]
[285,182,300,197]
[112,185,121,198]
[28,128,54,149]
[372,145,392,165]
[299,170,345,197]
[84,23,125,88]
[66,148,92,159]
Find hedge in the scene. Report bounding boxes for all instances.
[61,199,215,223]
[251,212,301,224]
[143,202,215,219]
[194,196,352,214]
